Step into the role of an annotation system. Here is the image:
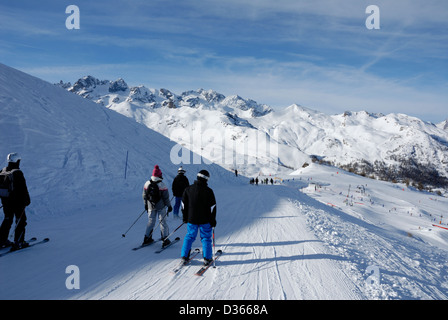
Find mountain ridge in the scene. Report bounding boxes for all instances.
[57,75,448,193]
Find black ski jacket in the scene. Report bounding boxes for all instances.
[172,174,189,197]
[182,179,216,226]
[0,165,30,208]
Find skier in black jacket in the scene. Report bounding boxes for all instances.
[171,167,189,219]
[180,170,217,265]
[0,153,31,250]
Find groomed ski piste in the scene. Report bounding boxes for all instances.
[1,63,447,300]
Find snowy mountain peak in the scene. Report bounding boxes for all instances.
[221,94,272,116]
[200,88,226,103]
[109,78,128,93]
[69,75,106,92]
[181,88,226,104]
[438,119,448,131]
[126,85,156,104]
[57,74,448,191]
[284,103,321,118]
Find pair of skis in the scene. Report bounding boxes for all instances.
[133,235,223,275]
[131,222,222,275]
[132,222,186,252]
[0,237,50,258]
[132,236,180,253]
[172,249,223,276]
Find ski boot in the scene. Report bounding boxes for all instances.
[142,236,154,246]
[162,237,171,248]
[181,256,190,265]
[10,240,29,252]
[0,239,13,249]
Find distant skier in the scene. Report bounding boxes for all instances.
[0,153,31,250]
[180,170,217,265]
[142,165,172,247]
[172,166,189,219]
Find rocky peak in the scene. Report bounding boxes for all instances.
[127,86,155,104]
[69,75,106,93]
[159,88,175,100]
[199,89,225,103]
[109,78,128,93]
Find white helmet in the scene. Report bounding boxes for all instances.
[178,166,186,174]
[7,152,21,163]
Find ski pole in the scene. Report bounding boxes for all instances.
[122,209,146,238]
[165,221,185,240]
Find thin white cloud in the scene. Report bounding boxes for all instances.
[0,4,62,36]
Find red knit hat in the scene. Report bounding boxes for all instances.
[152,165,163,178]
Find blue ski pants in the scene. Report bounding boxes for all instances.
[173,196,182,217]
[181,223,213,260]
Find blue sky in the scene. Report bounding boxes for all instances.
[1,0,447,123]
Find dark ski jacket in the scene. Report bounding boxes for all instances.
[182,179,216,227]
[172,173,189,197]
[0,164,30,209]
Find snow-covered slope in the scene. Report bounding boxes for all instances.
[59,76,448,191]
[0,63,236,216]
[1,64,447,301]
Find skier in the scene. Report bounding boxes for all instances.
[171,167,189,219]
[142,165,172,247]
[0,153,31,250]
[180,170,217,265]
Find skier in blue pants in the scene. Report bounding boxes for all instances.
[180,170,217,265]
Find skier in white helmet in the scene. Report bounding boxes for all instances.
[171,166,189,219]
[0,153,31,250]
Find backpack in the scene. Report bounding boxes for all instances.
[146,180,161,206]
[0,169,18,198]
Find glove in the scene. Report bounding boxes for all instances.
[167,206,173,213]
[145,203,148,211]
[210,219,217,228]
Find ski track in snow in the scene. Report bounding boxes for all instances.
[68,184,367,300]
